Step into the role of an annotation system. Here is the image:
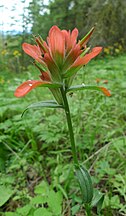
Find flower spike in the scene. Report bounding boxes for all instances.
[15,25,110,103]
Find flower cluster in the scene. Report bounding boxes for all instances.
[13,50,21,57]
[14,26,110,103]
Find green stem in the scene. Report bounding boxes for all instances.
[85,204,92,216]
[61,87,79,166]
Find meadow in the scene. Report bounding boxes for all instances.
[0,54,126,215]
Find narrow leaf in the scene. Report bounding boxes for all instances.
[91,189,104,207]
[67,84,111,97]
[91,189,104,213]
[22,100,64,117]
[79,27,95,47]
[75,165,93,203]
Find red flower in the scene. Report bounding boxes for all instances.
[14,26,110,101]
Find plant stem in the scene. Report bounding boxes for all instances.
[61,87,93,215]
[85,204,92,216]
[61,87,79,166]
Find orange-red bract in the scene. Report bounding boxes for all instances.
[14,25,110,100]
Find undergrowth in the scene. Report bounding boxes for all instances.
[0,54,126,215]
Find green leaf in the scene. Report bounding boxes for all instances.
[5,213,19,216]
[16,204,32,216]
[34,181,49,195]
[0,185,14,207]
[47,190,63,215]
[110,195,120,209]
[63,66,81,78]
[91,189,104,213]
[75,165,93,203]
[34,208,52,216]
[57,184,68,200]
[67,84,110,96]
[71,205,80,215]
[39,82,62,88]
[22,100,64,117]
[31,195,47,205]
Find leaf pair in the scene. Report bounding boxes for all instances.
[75,165,104,213]
[22,83,111,116]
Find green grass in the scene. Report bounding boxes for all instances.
[0,54,126,215]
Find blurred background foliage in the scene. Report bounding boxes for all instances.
[0,0,126,73]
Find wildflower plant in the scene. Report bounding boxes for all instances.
[15,26,111,214]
